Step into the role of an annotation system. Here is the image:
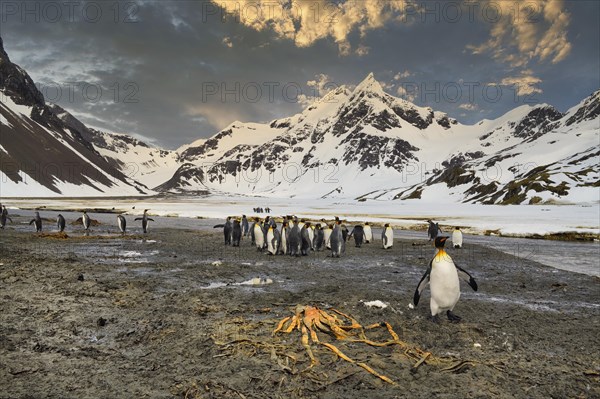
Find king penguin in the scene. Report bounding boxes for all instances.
[253,219,265,251]
[82,211,91,233]
[1,208,13,229]
[300,222,312,256]
[452,227,463,249]
[57,214,66,232]
[232,219,242,247]
[117,214,127,235]
[413,236,478,323]
[266,223,280,255]
[323,224,333,249]
[329,220,345,257]
[363,222,373,243]
[279,221,289,255]
[134,209,154,234]
[382,223,393,249]
[30,211,42,232]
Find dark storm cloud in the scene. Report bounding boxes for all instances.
[1,0,598,149]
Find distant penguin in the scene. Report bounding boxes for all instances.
[82,211,91,232]
[363,222,373,243]
[117,214,127,234]
[242,215,249,237]
[341,224,349,241]
[413,236,478,323]
[300,222,312,256]
[249,218,257,246]
[279,221,289,255]
[307,223,315,250]
[324,224,333,249]
[57,214,66,232]
[313,224,324,251]
[253,220,265,251]
[349,225,366,248]
[30,211,42,232]
[232,219,242,247]
[452,227,463,249]
[134,209,154,234]
[223,217,233,245]
[266,225,280,255]
[1,206,12,229]
[288,221,301,256]
[382,224,393,249]
[330,221,345,258]
[427,220,442,241]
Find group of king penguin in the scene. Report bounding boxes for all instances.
[2,199,478,323]
[0,203,154,235]
[217,215,399,258]
[218,215,477,323]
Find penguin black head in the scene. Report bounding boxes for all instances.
[434,236,448,248]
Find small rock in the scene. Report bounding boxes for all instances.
[77,273,84,282]
[473,343,482,348]
[97,317,107,327]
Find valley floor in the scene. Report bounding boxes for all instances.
[0,228,599,398]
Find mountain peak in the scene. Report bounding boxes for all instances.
[353,72,386,96]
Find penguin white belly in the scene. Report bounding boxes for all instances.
[267,229,275,254]
[430,257,460,316]
[324,229,332,249]
[307,228,314,246]
[254,225,264,248]
[383,228,393,249]
[364,226,372,242]
[281,229,288,254]
[452,231,463,248]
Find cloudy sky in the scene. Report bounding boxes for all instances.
[1,0,598,149]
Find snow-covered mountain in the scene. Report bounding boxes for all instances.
[48,104,180,189]
[0,37,158,197]
[1,35,597,203]
[159,74,599,204]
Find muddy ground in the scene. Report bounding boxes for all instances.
[0,224,599,399]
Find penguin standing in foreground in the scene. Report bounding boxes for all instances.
[452,227,463,249]
[117,214,127,235]
[382,223,393,249]
[232,219,242,247]
[134,210,154,234]
[30,211,42,232]
[413,236,478,323]
[82,211,91,234]
[363,222,373,243]
[57,214,66,232]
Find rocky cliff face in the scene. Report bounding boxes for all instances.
[0,38,150,196]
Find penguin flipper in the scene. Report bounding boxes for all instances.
[29,219,35,225]
[213,224,225,228]
[148,218,155,222]
[413,262,432,306]
[134,218,142,221]
[456,264,478,291]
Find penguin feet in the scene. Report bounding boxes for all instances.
[430,315,441,324]
[446,310,462,323]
